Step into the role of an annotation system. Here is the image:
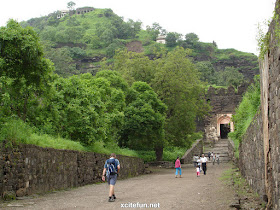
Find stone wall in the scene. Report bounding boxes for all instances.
[203,85,247,143]
[238,111,265,199]
[238,1,280,208]
[181,139,203,164]
[0,143,145,200]
[265,5,280,207]
[227,138,235,161]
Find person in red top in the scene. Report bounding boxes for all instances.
[175,156,182,178]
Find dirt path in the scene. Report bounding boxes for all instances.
[2,163,235,210]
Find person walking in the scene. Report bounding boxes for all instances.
[102,153,121,202]
[196,165,200,177]
[200,154,208,175]
[213,154,216,165]
[210,152,214,161]
[175,156,182,178]
[193,154,198,167]
[208,152,211,161]
[197,155,201,172]
[216,154,220,165]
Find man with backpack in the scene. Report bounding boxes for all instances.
[102,153,121,202]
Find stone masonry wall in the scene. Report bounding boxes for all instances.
[181,139,203,164]
[238,111,265,199]
[204,85,247,143]
[238,1,280,207]
[266,4,280,207]
[228,138,235,161]
[0,143,145,200]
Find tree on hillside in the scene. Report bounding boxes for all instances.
[49,75,105,144]
[67,1,76,11]
[146,22,166,41]
[185,33,199,44]
[216,66,245,88]
[195,61,216,84]
[165,32,177,47]
[0,20,54,121]
[120,82,167,160]
[152,47,209,146]
[111,47,209,149]
[110,49,155,85]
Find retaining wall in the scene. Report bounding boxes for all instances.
[0,143,145,200]
[228,139,235,161]
[181,139,203,164]
[238,111,265,199]
[238,1,280,207]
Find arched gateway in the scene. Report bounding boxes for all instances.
[217,114,234,139]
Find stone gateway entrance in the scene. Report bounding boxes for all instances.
[217,114,234,139]
[220,124,230,138]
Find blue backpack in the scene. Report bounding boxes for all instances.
[107,159,118,175]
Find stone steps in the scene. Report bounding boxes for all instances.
[204,139,230,163]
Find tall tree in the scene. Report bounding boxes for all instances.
[120,82,167,160]
[67,1,76,11]
[152,47,209,146]
[165,32,177,47]
[110,49,155,85]
[0,20,54,121]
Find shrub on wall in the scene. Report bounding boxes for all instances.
[229,75,261,154]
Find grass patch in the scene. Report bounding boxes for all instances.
[0,117,193,163]
[220,164,266,209]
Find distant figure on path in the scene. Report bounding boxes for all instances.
[196,165,200,177]
[216,154,220,165]
[197,156,201,172]
[208,152,211,161]
[175,156,182,178]
[201,154,208,175]
[210,152,214,161]
[193,154,198,167]
[213,154,216,165]
[102,153,121,202]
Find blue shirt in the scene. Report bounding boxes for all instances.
[104,158,120,175]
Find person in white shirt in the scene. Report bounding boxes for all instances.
[200,154,208,175]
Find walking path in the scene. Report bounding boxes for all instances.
[2,163,235,210]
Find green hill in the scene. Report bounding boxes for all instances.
[21,7,259,84]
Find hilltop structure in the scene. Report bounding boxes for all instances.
[57,7,95,19]
[156,35,166,44]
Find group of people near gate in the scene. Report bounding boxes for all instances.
[207,151,220,165]
[191,152,220,177]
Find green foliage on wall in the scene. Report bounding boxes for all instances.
[229,75,261,152]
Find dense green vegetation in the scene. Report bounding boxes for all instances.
[0,20,204,162]
[1,2,259,162]
[20,4,258,88]
[228,75,261,157]
[105,48,209,151]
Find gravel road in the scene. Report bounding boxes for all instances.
[1,163,235,210]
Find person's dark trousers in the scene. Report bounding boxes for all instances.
[202,163,207,175]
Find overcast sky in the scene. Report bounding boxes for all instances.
[0,0,276,55]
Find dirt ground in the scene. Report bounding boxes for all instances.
[1,163,236,210]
